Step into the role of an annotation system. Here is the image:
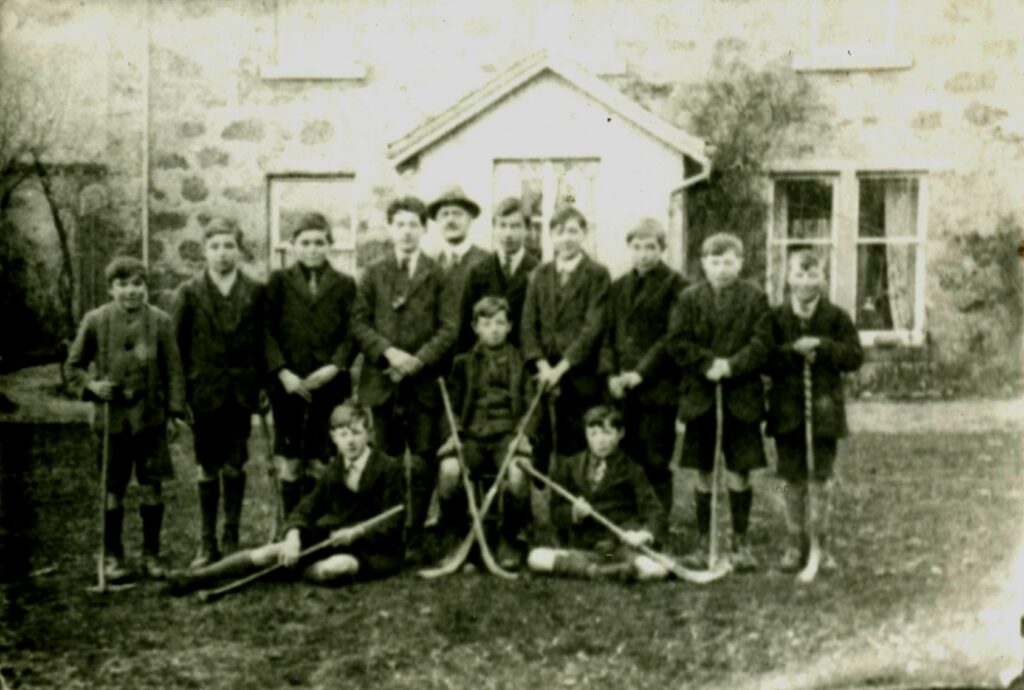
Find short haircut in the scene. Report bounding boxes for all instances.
[626,217,667,249]
[291,212,332,243]
[583,405,624,430]
[701,232,744,257]
[203,218,244,247]
[493,197,527,223]
[472,295,510,322]
[550,205,587,232]
[387,196,428,225]
[329,401,374,433]
[104,256,147,286]
[787,246,826,273]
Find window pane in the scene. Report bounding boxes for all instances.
[773,179,833,241]
[856,244,916,330]
[858,178,918,239]
[818,0,887,48]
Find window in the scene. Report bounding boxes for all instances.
[855,176,924,335]
[794,0,912,71]
[262,0,367,80]
[767,177,838,305]
[766,169,928,346]
[492,159,600,260]
[268,174,357,273]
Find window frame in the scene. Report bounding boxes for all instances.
[766,166,929,347]
[793,0,913,72]
[266,171,359,274]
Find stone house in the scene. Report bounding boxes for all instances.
[1,0,1021,383]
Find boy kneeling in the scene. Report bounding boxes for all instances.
[167,402,404,593]
[436,296,535,569]
[527,407,668,581]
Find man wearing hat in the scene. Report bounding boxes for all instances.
[265,212,359,519]
[427,186,493,355]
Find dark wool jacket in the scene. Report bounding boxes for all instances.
[444,341,538,440]
[172,271,265,416]
[283,448,406,576]
[599,262,689,407]
[521,255,610,398]
[550,449,665,549]
[666,280,772,423]
[766,297,864,438]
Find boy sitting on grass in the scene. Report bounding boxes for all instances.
[667,233,772,571]
[527,406,667,581]
[766,248,863,572]
[436,296,536,569]
[65,256,187,580]
[167,402,405,593]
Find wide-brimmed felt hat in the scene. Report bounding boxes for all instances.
[427,186,480,220]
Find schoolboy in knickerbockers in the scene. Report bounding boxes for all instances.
[462,197,540,348]
[427,186,492,356]
[599,218,688,538]
[521,206,610,473]
[351,196,457,565]
[264,212,359,518]
[173,219,266,566]
[166,402,405,593]
[527,406,668,581]
[666,233,772,571]
[66,256,187,580]
[766,248,863,572]
[436,296,537,569]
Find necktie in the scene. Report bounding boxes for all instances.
[345,460,358,490]
[500,254,510,278]
[439,252,451,271]
[398,256,409,276]
[308,270,318,297]
[558,268,571,287]
[588,457,606,490]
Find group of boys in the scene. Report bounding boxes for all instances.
[66,184,863,592]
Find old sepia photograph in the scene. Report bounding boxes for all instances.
[0,0,1021,688]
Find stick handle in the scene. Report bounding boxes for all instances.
[97,402,111,592]
[197,504,404,603]
[803,361,815,474]
[709,383,724,567]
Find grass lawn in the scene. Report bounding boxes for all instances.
[1,423,1021,689]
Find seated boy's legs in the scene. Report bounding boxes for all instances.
[775,431,838,570]
[527,540,667,582]
[192,408,251,565]
[680,410,765,569]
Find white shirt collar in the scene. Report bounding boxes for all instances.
[207,268,238,297]
[791,294,821,320]
[395,248,420,276]
[498,246,526,275]
[343,447,372,492]
[442,236,473,264]
[555,251,584,275]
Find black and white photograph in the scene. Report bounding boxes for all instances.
[0,1,1022,688]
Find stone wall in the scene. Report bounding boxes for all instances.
[1,0,1021,385]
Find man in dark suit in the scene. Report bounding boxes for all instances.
[463,197,540,348]
[265,213,359,518]
[666,233,772,571]
[521,206,610,472]
[351,196,457,564]
[427,186,492,355]
[600,219,688,532]
[173,220,266,565]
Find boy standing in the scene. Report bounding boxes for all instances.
[767,249,863,571]
[526,406,667,581]
[66,256,186,579]
[265,212,358,517]
[436,296,536,568]
[351,197,457,564]
[167,402,405,593]
[667,233,772,571]
[173,220,266,566]
[600,218,688,533]
[427,186,491,355]
[521,206,610,471]
[463,197,540,348]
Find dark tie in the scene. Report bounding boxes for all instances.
[500,254,511,278]
[308,270,319,297]
[398,256,409,275]
[587,456,606,490]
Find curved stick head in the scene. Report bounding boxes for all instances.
[797,541,821,583]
